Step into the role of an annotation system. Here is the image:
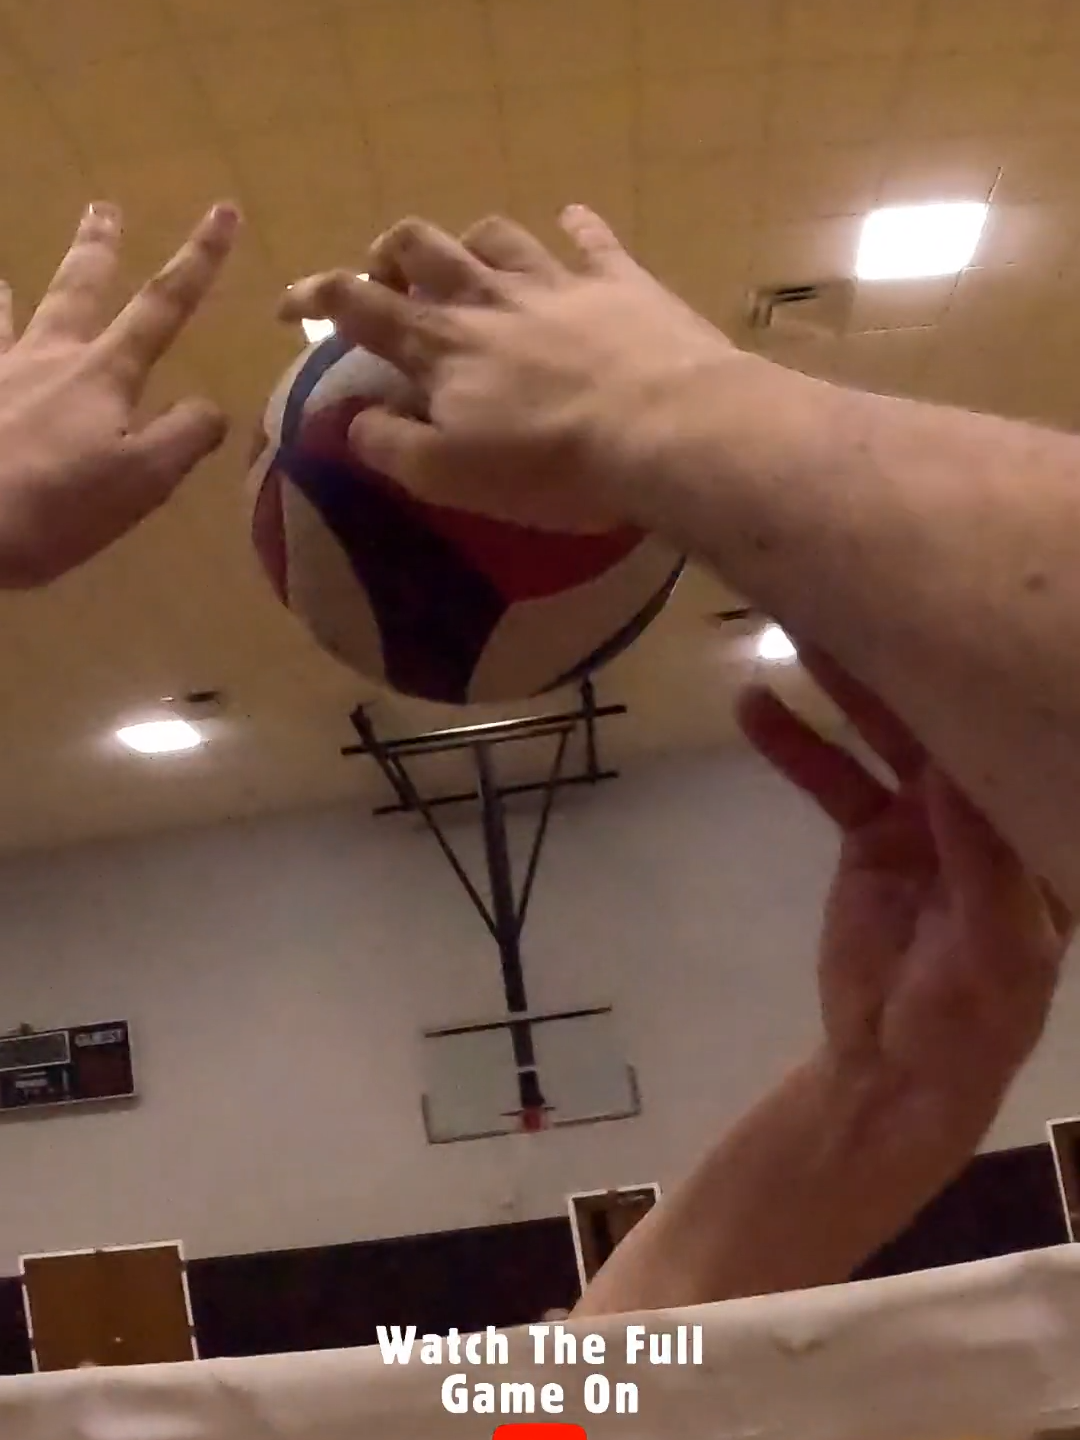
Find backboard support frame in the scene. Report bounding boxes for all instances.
[345,681,630,1130]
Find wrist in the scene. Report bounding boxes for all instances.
[812,1046,995,1225]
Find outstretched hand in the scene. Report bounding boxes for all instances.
[279,209,735,532]
[740,648,1071,1152]
[0,201,239,588]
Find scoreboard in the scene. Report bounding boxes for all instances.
[0,1022,135,1113]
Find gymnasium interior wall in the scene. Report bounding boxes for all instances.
[0,745,1075,1303]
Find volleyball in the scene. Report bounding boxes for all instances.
[250,335,682,705]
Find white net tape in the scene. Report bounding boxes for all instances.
[1,1246,1078,1440]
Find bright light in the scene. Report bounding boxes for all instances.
[301,317,335,343]
[855,202,988,281]
[756,624,797,663]
[300,273,369,344]
[116,720,204,755]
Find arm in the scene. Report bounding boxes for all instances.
[630,355,1080,909]
[575,658,1068,1317]
[573,1053,964,1316]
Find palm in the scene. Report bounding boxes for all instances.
[740,648,1069,1137]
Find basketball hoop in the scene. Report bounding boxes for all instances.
[518,1106,549,1134]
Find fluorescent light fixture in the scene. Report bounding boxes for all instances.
[756,623,797,663]
[855,202,989,281]
[301,317,335,344]
[116,719,204,755]
[300,273,369,344]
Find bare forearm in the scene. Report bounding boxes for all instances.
[629,356,1080,904]
[573,1051,973,1317]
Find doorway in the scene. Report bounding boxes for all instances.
[20,1241,197,1371]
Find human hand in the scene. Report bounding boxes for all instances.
[0,201,239,588]
[739,648,1071,1153]
[278,208,735,531]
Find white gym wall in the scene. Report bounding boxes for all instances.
[0,747,1075,1273]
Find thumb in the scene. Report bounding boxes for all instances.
[559,205,635,277]
[125,397,228,496]
[349,406,441,497]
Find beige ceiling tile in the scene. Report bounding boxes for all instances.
[508,165,636,255]
[750,213,863,285]
[88,147,243,273]
[892,52,1038,139]
[487,0,633,86]
[974,202,1078,272]
[0,172,89,302]
[340,0,493,106]
[502,80,632,174]
[0,71,84,185]
[938,266,1049,344]
[768,60,902,147]
[1051,0,1080,49]
[245,218,374,288]
[825,326,937,396]
[167,0,328,43]
[190,24,352,137]
[919,335,1019,413]
[647,228,756,324]
[758,141,885,224]
[848,276,957,332]
[0,0,175,70]
[997,133,1080,205]
[1021,51,1080,132]
[638,153,760,258]
[378,170,514,237]
[876,136,1004,206]
[640,70,768,158]
[47,51,206,162]
[778,0,920,61]
[917,0,1058,54]
[367,95,505,191]
[228,126,377,252]
[636,0,778,74]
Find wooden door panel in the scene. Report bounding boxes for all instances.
[23,1245,194,1371]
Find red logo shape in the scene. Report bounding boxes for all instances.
[494,1428,586,1440]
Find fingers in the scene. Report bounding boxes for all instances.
[348,407,439,493]
[280,271,448,380]
[737,685,892,830]
[101,202,240,395]
[368,218,500,302]
[462,216,564,281]
[560,204,636,277]
[0,280,13,351]
[116,396,228,504]
[24,203,122,343]
[798,643,925,783]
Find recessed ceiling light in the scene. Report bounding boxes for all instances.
[301,317,336,344]
[300,273,370,344]
[116,720,204,755]
[855,202,989,281]
[756,624,797,663]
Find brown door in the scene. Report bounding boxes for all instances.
[571,1188,658,1284]
[22,1244,195,1371]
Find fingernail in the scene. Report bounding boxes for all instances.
[84,200,121,228]
[209,201,241,232]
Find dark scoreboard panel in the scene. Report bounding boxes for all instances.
[0,1022,134,1113]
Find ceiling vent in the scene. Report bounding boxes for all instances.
[746,279,855,340]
